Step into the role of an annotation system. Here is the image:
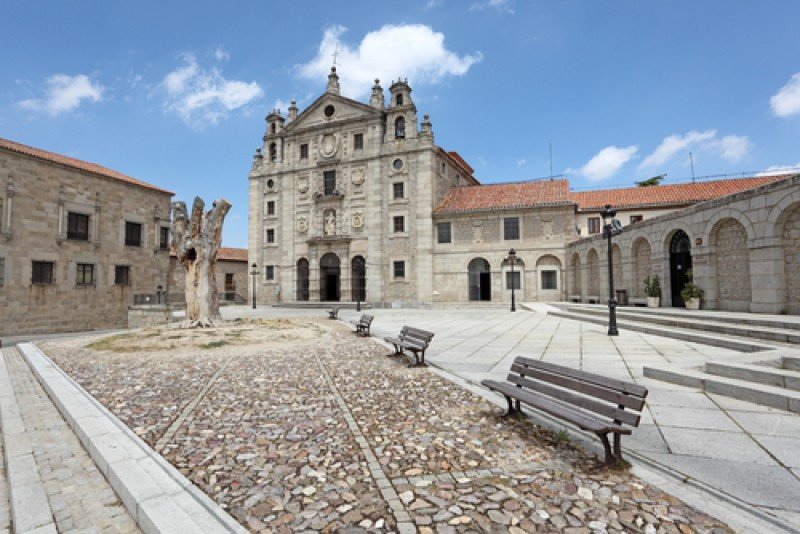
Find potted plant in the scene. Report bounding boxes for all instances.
[680,269,704,310]
[643,274,661,307]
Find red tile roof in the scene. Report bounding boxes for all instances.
[218,247,248,262]
[434,179,571,213]
[570,176,789,211]
[0,137,173,195]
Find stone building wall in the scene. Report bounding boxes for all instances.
[0,148,172,336]
[169,256,249,305]
[565,174,800,314]
[632,238,652,298]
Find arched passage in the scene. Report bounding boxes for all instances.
[570,253,582,296]
[296,258,309,301]
[320,253,340,301]
[468,258,491,301]
[587,248,600,297]
[536,255,562,299]
[611,244,623,294]
[669,230,692,307]
[632,238,652,298]
[351,255,366,302]
[712,218,751,310]
[780,204,800,314]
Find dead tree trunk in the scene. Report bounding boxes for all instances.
[171,197,231,328]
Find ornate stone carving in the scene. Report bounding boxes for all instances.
[298,174,309,194]
[351,167,365,186]
[324,210,336,236]
[320,133,337,158]
[352,212,364,228]
[297,215,308,233]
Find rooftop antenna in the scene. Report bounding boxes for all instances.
[690,151,695,183]
[549,142,553,180]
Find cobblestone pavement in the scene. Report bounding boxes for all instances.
[3,347,139,533]
[43,319,731,533]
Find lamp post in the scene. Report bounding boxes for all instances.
[156,284,163,305]
[508,248,517,312]
[601,204,620,336]
[250,263,258,309]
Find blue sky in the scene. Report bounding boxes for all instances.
[2,1,799,248]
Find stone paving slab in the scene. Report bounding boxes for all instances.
[40,318,731,533]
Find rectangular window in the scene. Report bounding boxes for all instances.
[300,143,309,159]
[265,265,275,280]
[630,215,643,224]
[0,257,5,286]
[115,265,130,286]
[267,201,275,216]
[160,227,170,250]
[76,263,94,286]
[267,228,275,243]
[323,170,336,195]
[32,261,54,285]
[506,271,521,290]
[393,215,405,233]
[393,182,404,199]
[503,217,520,240]
[588,217,601,234]
[67,212,90,240]
[437,222,452,244]
[393,261,405,279]
[541,270,558,290]
[125,221,142,246]
[353,133,364,150]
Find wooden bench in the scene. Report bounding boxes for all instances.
[350,314,374,337]
[384,326,436,367]
[327,306,340,319]
[482,357,648,466]
[569,295,582,303]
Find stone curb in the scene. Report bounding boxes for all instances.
[17,342,247,534]
[0,349,57,533]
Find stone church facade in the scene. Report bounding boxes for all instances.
[248,69,799,312]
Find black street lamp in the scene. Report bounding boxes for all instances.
[156,284,163,304]
[250,263,259,309]
[601,204,622,336]
[508,248,517,312]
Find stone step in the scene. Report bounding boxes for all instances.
[552,304,800,345]
[643,365,800,413]
[705,361,800,392]
[555,302,800,331]
[548,309,774,353]
[0,347,57,533]
[783,356,800,372]
[274,301,372,309]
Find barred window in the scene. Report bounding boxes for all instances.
[160,227,170,250]
[393,182,404,199]
[115,265,130,286]
[267,201,275,215]
[265,265,275,280]
[324,171,336,195]
[300,144,309,159]
[0,257,5,286]
[354,133,364,150]
[506,271,521,290]
[67,212,90,240]
[76,263,94,286]
[393,261,405,279]
[503,217,520,240]
[393,215,405,233]
[125,222,142,246]
[588,217,601,234]
[541,270,558,290]
[32,261,54,285]
[437,222,451,244]
[267,228,275,243]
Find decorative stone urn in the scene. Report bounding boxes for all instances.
[646,296,660,308]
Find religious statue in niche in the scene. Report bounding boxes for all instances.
[352,212,364,228]
[324,210,336,236]
[297,215,308,233]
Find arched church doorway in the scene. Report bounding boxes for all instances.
[468,258,492,301]
[669,230,692,307]
[351,256,366,302]
[320,253,341,301]
[296,258,309,301]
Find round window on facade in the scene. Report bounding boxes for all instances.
[392,158,403,171]
[324,105,335,118]
[267,179,275,189]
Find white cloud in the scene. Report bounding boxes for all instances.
[640,129,752,169]
[161,54,263,128]
[214,48,230,61]
[770,73,800,117]
[18,74,104,115]
[470,0,514,13]
[579,145,638,181]
[756,162,800,176]
[517,158,527,167]
[297,24,482,99]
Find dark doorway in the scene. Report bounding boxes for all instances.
[224,273,235,301]
[320,253,340,301]
[468,258,492,301]
[669,230,692,307]
[296,258,309,301]
[351,256,366,302]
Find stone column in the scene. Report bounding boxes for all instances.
[748,238,786,313]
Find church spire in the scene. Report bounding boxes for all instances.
[326,66,340,95]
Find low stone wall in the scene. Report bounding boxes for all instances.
[127,305,173,328]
